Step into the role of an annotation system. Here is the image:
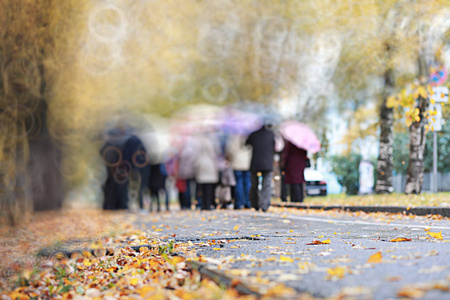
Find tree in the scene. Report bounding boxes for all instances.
[386,1,450,194]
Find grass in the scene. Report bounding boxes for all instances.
[273,192,450,207]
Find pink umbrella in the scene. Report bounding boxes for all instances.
[280,120,321,153]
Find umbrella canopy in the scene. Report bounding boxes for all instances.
[279,120,321,153]
[230,101,282,126]
[170,103,223,135]
[218,107,263,135]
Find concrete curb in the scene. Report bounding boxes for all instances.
[188,261,261,297]
[272,203,450,217]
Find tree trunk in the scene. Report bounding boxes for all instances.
[375,67,395,194]
[405,54,429,194]
[27,96,64,211]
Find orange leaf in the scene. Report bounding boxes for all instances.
[306,239,330,245]
[390,237,412,242]
[367,252,382,263]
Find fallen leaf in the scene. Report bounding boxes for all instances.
[233,225,239,231]
[427,231,443,240]
[306,239,330,245]
[326,266,346,280]
[279,256,293,263]
[367,252,382,263]
[385,276,402,282]
[397,287,425,298]
[390,237,412,242]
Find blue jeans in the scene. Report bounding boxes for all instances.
[234,170,251,209]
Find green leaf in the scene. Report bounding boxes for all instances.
[76,285,84,295]
[59,285,72,294]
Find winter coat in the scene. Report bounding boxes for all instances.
[149,163,167,191]
[177,137,198,180]
[245,126,275,172]
[282,141,307,184]
[226,135,252,171]
[194,135,220,184]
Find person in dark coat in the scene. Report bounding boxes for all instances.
[149,163,169,212]
[281,141,307,202]
[101,129,150,210]
[245,123,275,212]
[101,128,131,209]
[122,135,150,209]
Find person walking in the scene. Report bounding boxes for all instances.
[101,127,150,210]
[176,137,198,210]
[226,135,252,209]
[281,141,307,202]
[194,133,221,210]
[245,123,275,212]
[148,163,169,212]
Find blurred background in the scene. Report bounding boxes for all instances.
[1,0,449,224]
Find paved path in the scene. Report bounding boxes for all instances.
[137,207,450,299]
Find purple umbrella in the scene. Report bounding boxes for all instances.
[219,108,263,135]
[280,120,321,153]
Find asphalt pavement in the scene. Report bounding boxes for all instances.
[138,207,450,299]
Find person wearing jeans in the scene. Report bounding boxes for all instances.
[234,170,251,209]
[226,135,252,209]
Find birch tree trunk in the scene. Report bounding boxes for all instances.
[375,48,395,194]
[405,54,429,194]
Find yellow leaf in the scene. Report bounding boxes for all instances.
[322,239,331,244]
[130,277,139,285]
[136,286,155,297]
[418,86,428,98]
[212,248,221,250]
[83,259,92,267]
[327,266,346,279]
[367,252,382,263]
[427,231,443,240]
[233,225,239,231]
[155,228,163,232]
[317,235,324,238]
[441,93,445,99]
[172,256,184,265]
[386,96,397,108]
[279,256,293,263]
[8,289,29,300]
[430,98,436,104]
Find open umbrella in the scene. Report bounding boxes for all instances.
[218,107,263,135]
[170,103,223,135]
[279,120,321,153]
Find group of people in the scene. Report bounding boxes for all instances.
[100,121,309,212]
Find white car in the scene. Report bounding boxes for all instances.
[304,168,327,196]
